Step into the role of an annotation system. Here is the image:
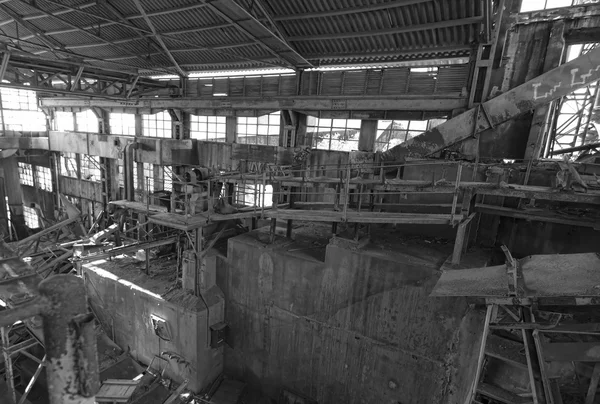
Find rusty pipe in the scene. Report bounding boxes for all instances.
[38,275,99,404]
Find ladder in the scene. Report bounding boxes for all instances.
[467,246,552,404]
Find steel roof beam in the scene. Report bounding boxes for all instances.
[0,4,64,52]
[9,0,174,74]
[304,45,472,61]
[95,0,166,59]
[273,0,434,21]
[132,0,186,77]
[29,0,285,69]
[288,16,484,42]
[0,32,171,74]
[0,1,209,29]
[93,43,256,62]
[61,24,237,50]
[205,0,312,69]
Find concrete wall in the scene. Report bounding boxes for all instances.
[82,261,225,393]
[220,232,482,403]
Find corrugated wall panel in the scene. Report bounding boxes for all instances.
[381,69,410,95]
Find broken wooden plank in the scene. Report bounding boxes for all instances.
[17,216,81,249]
[543,342,600,362]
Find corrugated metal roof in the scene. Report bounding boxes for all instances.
[0,0,488,75]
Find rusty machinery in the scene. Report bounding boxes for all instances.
[0,251,99,404]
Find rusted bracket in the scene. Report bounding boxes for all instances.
[472,103,495,140]
[501,244,524,297]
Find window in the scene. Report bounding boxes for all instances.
[76,110,98,132]
[81,155,101,181]
[142,163,154,192]
[237,112,280,146]
[520,0,596,12]
[18,162,34,186]
[1,86,47,132]
[547,43,600,156]
[235,184,273,208]
[143,111,171,138]
[3,109,47,132]
[60,152,78,178]
[307,118,361,151]
[1,86,38,111]
[118,160,124,188]
[110,112,136,135]
[35,166,53,192]
[55,111,74,131]
[375,120,444,152]
[163,166,173,192]
[190,115,226,141]
[23,206,39,229]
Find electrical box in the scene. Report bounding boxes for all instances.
[150,314,172,341]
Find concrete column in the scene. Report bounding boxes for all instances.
[98,109,110,134]
[1,156,27,238]
[107,159,120,201]
[295,113,308,146]
[180,110,191,140]
[182,249,197,293]
[134,113,143,137]
[225,116,236,143]
[358,120,377,152]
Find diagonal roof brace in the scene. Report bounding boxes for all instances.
[205,0,312,69]
[132,0,187,77]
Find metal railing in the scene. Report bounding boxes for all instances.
[133,160,472,226]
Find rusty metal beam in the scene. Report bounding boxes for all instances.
[273,0,433,21]
[288,16,484,42]
[69,66,84,92]
[381,45,600,161]
[40,95,466,111]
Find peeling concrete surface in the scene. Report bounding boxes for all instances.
[221,226,482,403]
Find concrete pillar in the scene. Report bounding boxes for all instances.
[182,249,197,293]
[358,120,377,152]
[134,113,142,137]
[1,156,27,238]
[225,116,236,143]
[180,110,191,140]
[295,113,309,146]
[199,255,217,294]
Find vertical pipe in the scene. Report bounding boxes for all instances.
[343,164,350,221]
[38,275,99,404]
[1,326,16,404]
